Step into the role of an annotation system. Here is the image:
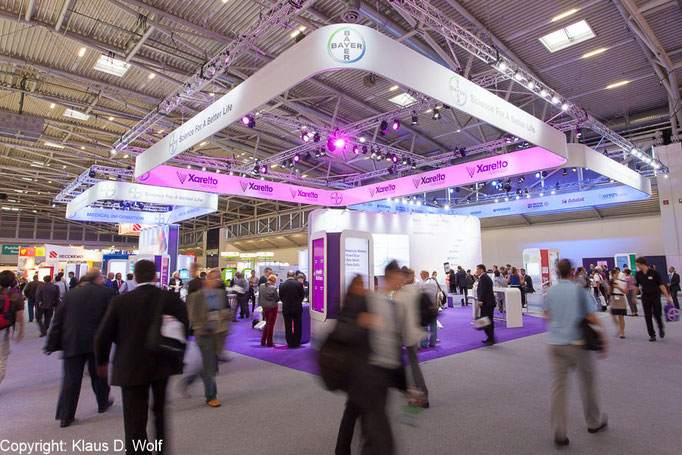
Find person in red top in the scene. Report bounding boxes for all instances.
[0,270,25,387]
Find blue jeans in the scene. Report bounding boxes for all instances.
[185,335,218,402]
[27,298,35,322]
[421,319,437,347]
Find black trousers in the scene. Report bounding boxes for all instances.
[336,366,393,455]
[641,297,664,338]
[480,304,495,342]
[120,378,168,454]
[237,296,250,319]
[283,311,302,347]
[250,290,256,313]
[459,286,468,305]
[56,352,110,420]
[36,307,53,335]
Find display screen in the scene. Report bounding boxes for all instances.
[222,268,234,282]
[345,237,370,292]
[312,238,325,314]
[444,262,451,274]
[179,269,190,280]
[526,262,541,277]
[108,261,128,278]
[373,233,409,276]
[615,255,629,270]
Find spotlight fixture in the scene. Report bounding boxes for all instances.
[371,149,377,159]
[432,107,441,120]
[392,119,400,130]
[551,96,560,104]
[302,132,310,142]
[379,120,388,135]
[390,154,398,164]
[362,145,368,155]
[359,136,366,143]
[259,164,268,175]
[241,115,255,128]
[540,89,548,98]
[333,137,346,149]
[562,168,568,176]
[460,147,466,157]
[410,162,417,170]
[518,176,525,183]
[313,132,320,143]
[401,156,408,165]
[411,111,418,125]
[527,81,535,90]
[542,171,548,178]
[571,167,577,173]
[352,145,360,155]
[293,153,300,163]
[535,172,541,178]
[327,137,336,151]
[388,167,395,175]
[304,152,312,160]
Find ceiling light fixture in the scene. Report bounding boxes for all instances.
[388,84,399,91]
[148,73,156,79]
[411,111,418,125]
[78,47,86,57]
[93,54,131,77]
[551,8,578,22]
[581,47,607,59]
[606,80,630,89]
[540,20,595,53]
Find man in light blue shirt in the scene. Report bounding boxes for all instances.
[544,259,608,449]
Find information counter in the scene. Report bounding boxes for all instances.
[471,287,523,328]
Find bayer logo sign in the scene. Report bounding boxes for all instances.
[328,27,366,63]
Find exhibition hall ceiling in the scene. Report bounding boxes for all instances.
[0,0,679,240]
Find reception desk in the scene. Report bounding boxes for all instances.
[471,287,523,328]
[273,302,311,345]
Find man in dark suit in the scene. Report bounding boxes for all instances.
[456,266,468,305]
[47,271,115,428]
[279,270,305,348]
[67,271,78,289]
[36,275,60,337]
[475,264,496,346]
[258,267,273,287]
[113,273,124,295]
[187,262,203,295]
[95,260,188,454]
[668,266,680,309]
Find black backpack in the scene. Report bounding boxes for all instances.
[419,291,438,327]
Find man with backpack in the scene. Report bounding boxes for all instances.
[0,270,25,387]
[36,275,60,337]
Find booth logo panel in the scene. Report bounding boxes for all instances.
[328,27,366,63]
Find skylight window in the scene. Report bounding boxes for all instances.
[539,20,595,53]
[93,54,131,77]
[63,108,90,121]
[388,93,417,107]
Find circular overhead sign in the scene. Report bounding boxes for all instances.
[328,27,366,63]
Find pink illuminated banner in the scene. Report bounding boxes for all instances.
[138,146,566,207]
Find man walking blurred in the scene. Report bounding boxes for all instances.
[23,274,40,323]
[47,271,114,428]
[545,259,608,448]
[36,275,59,337]
[96,260,188,454]
[0,270,25,387]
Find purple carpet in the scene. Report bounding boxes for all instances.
[224,307,547,375]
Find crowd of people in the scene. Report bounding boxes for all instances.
[0,254,678,454]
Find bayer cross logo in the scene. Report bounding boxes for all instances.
[169,132,179,156]
[128,186,143,199]
[448,76,467,107]
[328,27,366,63]
[99,182,117,199]
[330,192,343,205]
[465,166,476,178]
[154,213,167,225]
[138,172,150,182]
[176,171,188,184]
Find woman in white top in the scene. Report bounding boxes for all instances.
[609,269,628,338]
[591,271,604,310]
[54,274,69,300]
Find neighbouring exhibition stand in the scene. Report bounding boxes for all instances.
[307,208,482,347]
[471,287,523,328]
[523,248,560,293]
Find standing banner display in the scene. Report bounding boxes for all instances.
[136,24,568,178]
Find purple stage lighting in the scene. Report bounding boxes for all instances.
[259,165,268,174]
[333,137,346,149]
[302,132,310,142]
[241,115,255,128]
[391,154,398,163]
[353,145,360,155]
[293,153,300,163]
[392,119,400,130]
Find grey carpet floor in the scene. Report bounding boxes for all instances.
[1,313,680,455]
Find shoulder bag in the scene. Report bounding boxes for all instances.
[579,287,603,352]
[145,292,187,374]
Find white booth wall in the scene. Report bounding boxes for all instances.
[481,214,665,267]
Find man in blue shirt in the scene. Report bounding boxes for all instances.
[544,259,608,449]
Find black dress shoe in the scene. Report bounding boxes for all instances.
[588,418,608,434]
[648,337,657,342]
[98,398,114,413]
[659,328,665,339]
[554,438,569,449]
[60,418,74,428]
[482,340,495,346]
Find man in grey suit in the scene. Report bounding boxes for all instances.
[47,271,115,428]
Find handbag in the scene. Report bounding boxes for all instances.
[579,287,603,352]
[145,292,187,374]
[664,303,679,323]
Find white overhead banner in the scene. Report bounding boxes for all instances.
[66,181,218,224]
[350,185,649,218]
[44,244,102,265]
[135,24,568,177]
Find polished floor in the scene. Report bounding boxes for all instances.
[1,311,680,455]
